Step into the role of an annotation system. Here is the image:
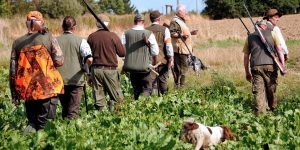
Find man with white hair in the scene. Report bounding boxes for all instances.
[170,4,198,88]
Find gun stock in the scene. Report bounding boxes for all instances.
[243,4,286,75]
[82,0,109,31]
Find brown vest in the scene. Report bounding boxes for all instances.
[248,29,276,68]
[146,24,168,64]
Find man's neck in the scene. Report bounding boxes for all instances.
[176,15,185,21]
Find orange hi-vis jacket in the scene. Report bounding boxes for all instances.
[10,32,64,101]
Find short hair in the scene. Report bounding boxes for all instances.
[176,4,186,14]
[62,16,76,31]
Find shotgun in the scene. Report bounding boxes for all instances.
[82,0,109,31]
[177,32,203,74]
[82,62,90,114]
[243,4,286,75]
[238,17,250,35]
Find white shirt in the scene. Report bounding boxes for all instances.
[152,22,174,57]
[80,39,92,58]
[266,21,288,54]
[273,26,288,54]
[121,25,159,56]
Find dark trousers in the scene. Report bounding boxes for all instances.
[129,71,154,100]
[59,85,83,119]
[25,97,58,130]
[174,53,189,87]
[152,65,169,94]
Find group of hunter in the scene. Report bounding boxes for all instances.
[9,4,288,134]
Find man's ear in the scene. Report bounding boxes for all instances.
[183,122,199,130]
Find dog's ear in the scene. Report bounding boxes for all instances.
[221,126,234,141]
[183,122,199,130]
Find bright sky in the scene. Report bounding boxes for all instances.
[131,0,206,14]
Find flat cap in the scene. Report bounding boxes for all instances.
[134,14,144,22]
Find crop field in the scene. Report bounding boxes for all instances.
[1,14,300,149]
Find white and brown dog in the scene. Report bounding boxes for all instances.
[180,118,234,150]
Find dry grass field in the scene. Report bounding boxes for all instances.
[0,14,299,94]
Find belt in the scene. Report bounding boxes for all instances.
[92,65,117,70]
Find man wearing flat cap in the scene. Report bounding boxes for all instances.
[9,11,64,134]
[121,14,159,100]
[88,14,125,111]
[146,10,174,95]
[243,19,285,116]
[263,8,289,61]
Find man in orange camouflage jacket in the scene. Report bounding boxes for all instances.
[9,11,64,134]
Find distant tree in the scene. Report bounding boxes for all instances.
[203,0,300,19]
[38,0,83,18]
[111,0,125,14]
[202,0,240,19]
[98,0,136,14]
[77,0,100,15]
[0,0,12,17]
[11,0,36,15]
[123,0,136,14]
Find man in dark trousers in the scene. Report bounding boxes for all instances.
[88,14,125,111]
[243,20,286,116]
[146,11,174,95]
[121,14,159,100]
[57,16,93,119]
[9,11,64,134]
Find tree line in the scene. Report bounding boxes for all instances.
[1,0,299,20]
[0,0,137,18]
[203,0,300,19]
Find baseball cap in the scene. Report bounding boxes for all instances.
[27,11,43,21]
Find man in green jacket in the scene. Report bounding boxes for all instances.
[121,14,159,100]
[57,16,93,119]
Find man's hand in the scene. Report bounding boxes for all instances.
[168,57,174,69]
[246,72,252,82]
[284,54,289,61]
[87,75,93,87]
[182,34,189,40]
[190,30,198,35]
[12,97,20,107]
